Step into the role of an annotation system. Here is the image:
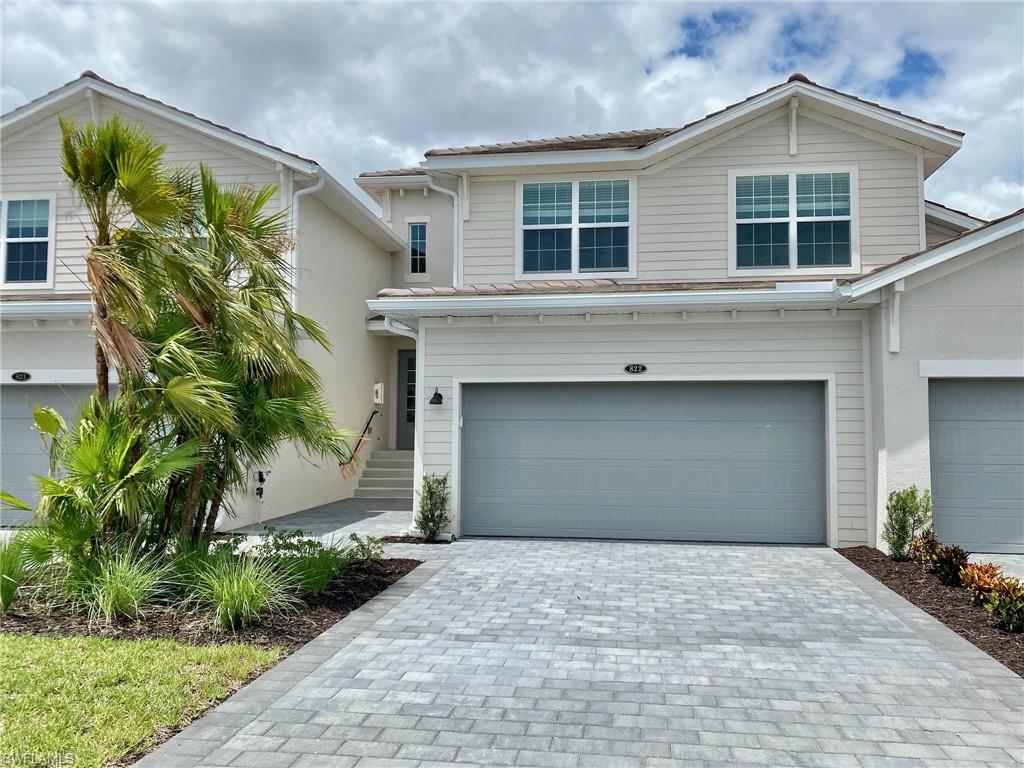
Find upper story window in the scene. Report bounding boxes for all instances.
[517,178,636,279]
[409,222,427,274]
[1,196,56,288]
[728,168,859,277]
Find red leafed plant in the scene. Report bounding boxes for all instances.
[985,577,1024,633]
[960,562,1003,605]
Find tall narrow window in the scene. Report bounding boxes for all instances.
[730,169,856,274]
[522,182,572,273]
[2,197,54,285]
[409,222,427,274]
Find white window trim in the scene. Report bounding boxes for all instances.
[1,193,57,290]
[515,174,638,281]
[727,166,860,278]
[407,219,429,276]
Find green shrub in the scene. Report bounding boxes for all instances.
[192,554,299,631]
[259,529,344,596]
[931,545,969,587]
[415,474,451,541]
[347,533,384,564]
[908,528,941,567]
[0,534,29,613]
[985,577,1024,633]
[82,547,170,623]
[882,486,932,560]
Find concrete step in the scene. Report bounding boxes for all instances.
[365,458,414,470]
[360,476,414,489]
[362,467,414,479]
[354,487,414,499]
[371,450,414,460]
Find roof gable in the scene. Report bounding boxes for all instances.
[420,74,963,176]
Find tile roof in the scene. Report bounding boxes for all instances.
[358,168,427,178]
[3,71,317,167]
[422,73,964,158]
[377,278,823,298]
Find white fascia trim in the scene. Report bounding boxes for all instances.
[850,213,1023,298]
[924,201,985,230]
[0,300,92,319]
[422,82,962,171]
[3,79,319,175]
[355,175,431,191]
[368,282,846,316]
[919,359,1024,378]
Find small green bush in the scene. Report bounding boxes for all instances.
[347,533,384,564]
[985,577,1024,633]
[193,554,299,631]
[0,534,29,613]
[931,544,969,588]
[259,529,344,596]
[415,474,451,541]
[83,548,170,623]
[882,486,932,560]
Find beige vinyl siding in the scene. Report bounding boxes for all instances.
[419,310,870,546]
[925,217,963,247]
[0,96,284,294]
[460,109,922,285]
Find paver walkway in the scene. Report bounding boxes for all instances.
[139,540,1023,768]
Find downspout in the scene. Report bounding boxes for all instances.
[423,174,461,287]
[290,171,325,308]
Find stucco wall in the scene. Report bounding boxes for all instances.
[418,310,870,547]
[868,238,1024,545]
[228,194,394,528]
[386,190,454,289]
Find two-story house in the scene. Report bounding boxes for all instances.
[0,72,412,527]
[359,74,1023,554]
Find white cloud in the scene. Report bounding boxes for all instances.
[2,1,1021,216]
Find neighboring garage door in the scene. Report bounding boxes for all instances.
[929,379,1024,554]
[1,384,93,526]
[460,381,827,543]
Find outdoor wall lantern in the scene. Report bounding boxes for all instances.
[429,388,444,405]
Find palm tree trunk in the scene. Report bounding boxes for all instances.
[179,462,205,543]
[203,478,226,539]
[93,303,110,403]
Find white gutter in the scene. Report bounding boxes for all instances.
[0,301,92,319]
[369,281,846,317]
[383,316,418,339]
[422,174,461,287]
[289,173,325,308]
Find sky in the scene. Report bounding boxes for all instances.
[2,1,1022,218]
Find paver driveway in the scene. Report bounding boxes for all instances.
[140,541,1023,768]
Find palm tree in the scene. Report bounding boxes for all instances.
[60,116,186,401]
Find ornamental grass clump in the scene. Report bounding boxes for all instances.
[882,486,932,561]
[0,534,29,614]
[193,553,299,631]
[259,528,345,597]
[84,548,170,623]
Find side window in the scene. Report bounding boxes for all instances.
[409,222,427,274]
[2,197,55,286]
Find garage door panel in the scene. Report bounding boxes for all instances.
[461,381,826,543]
[929,379,1024,555]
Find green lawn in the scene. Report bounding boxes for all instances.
[0,634,282,768]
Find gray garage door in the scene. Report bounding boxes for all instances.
[929,379,1024,554]
[1,384,93,526]
[461,381,827,543]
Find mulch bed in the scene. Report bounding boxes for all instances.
[380,535,450,545]
[837,547,1023,677]
[0,558,421,653]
